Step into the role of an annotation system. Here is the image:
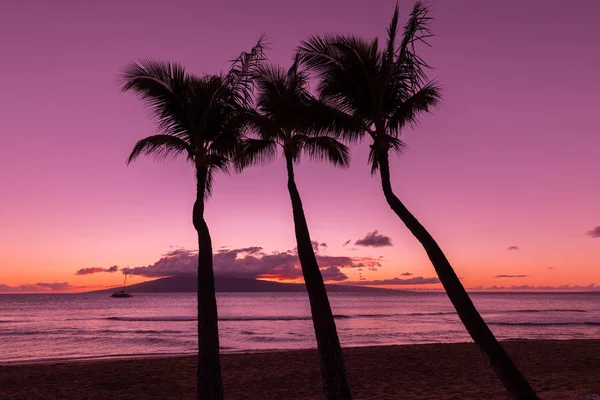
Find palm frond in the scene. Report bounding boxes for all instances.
[204,154,231,198]
[224,35,269,108]
[236,138,278,171]
[384,4,400,67]
[302,99,366,142]
[295,135,350,167]
[368,134,406,174]
[298,35,379,121]
[297,34,347,78]
[240,108,282,141]
[126,134,193,165]
[119,60,191,138]
[387,80,441,135]
[397,1,434,87]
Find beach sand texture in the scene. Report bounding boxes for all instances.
[1,340,599,399]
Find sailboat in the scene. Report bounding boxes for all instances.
[111,273,133,298]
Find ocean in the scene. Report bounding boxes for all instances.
[1,292,599,364]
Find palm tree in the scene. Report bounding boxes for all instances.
[297,3,538,399]
[120,40,265,400]
[236,59,353,399]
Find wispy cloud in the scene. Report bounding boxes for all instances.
[484,284,597,291]
[0,282,88,293]
[400,272,413,276]
[342,239,351,247]
[75,265,119,275]
[507,246,519,251]
[355,231,392,247]
[494,274,528,278]
[586,226,600,238]
[346,276,440,286]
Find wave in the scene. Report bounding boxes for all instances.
[106,315,352,322]
[248,336,304,343]
[1,328,81,336]
[106,316,196,322]
[354,312,456,318]
[489,322,600,326]
[96,329,185,335]
[505,309,587,313]
[221,315,351,322]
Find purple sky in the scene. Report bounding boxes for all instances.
[1,0,599,291]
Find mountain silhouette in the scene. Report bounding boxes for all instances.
[97,276,404,293]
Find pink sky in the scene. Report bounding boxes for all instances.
[1,0,599,292]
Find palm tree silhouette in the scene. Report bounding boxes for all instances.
[120,40,265,400]
[297,3,538,399]
[237,59,353,399]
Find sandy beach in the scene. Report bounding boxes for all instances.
[0,340,599,399]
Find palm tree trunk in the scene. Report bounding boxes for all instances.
[376,150,538,399]
[193,164,224,400]
[285,155,352,400]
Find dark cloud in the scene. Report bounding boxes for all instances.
[355,231,392,247]
[342,239,351,247]
[547,267,555,270]
[346,276,440,286]
[310,241,327,252]
[400,272,413,276]
[122,249,197,278]
[319,267,347,282]
[586,226,600,238]
[75,265,119,275]
[494,274,528,278]
[121,247,381,282]
[0,282,83,293]
[507,246,519,251]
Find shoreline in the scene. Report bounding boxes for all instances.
[2,340,600,399]
[0,337,576,366]
[0,337,597,366]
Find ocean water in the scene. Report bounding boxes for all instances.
[1,292,599,364]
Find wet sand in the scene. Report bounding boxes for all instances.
[1,340,599,399]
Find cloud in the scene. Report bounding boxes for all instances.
[346,276,440,286]
[355,231,392,247]
[122,249,197,278]
[507,246,519,251]
[484,284,597,291]
[342,239,351,247]
[547,267,555,270]
[310,241,327,252]
[586,226,600,238]
[400,272,413,276]
[494,274,528,278]
[75,265,119,275]
[319,267,348,282]
[121,247,382,282]
[0,282,83,293]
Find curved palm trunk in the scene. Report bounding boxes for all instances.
[193,165,224,400]
[377,151,538,400]
[286,155,352,400]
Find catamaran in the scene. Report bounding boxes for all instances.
[111,274,132,298]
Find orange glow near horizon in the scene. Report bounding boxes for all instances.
[1,0,599,294]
